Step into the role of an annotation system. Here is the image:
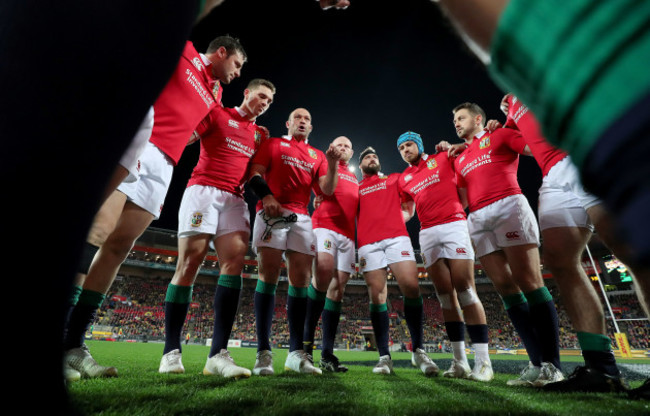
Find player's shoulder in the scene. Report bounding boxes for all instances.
[491,126,521,140]
[399,165,416,179]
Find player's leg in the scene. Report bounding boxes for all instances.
[254,246,282,369]
[64,201,154,378]
[158,233,211,373]
[319,269,351,372]
[587,203,647,395]
[502,243,563,386]
[65,189,128,356]
[479,250,542,385]
[284,250,321,374]
[304,250,335,355]
[391,256,439,377]
[588,204,650,317]
[540,225,626,392]
[202,230,252,379]
[364,269,393,374]
[427,260,470,378]
[448,258,492,381]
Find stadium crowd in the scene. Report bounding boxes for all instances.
[93,272,648,352]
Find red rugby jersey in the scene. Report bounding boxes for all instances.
[312,161,359,241]
[357,172,409,248]
[400,153,466,230]
[149,41,219,165]
[187,106,264,197]
[251,136,328,215]
[454,128,527,212]
[504,95,566,177]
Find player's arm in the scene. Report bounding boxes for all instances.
[433,0,510,64]
[197,0,227,22]
[248,163,282,218]
[318,143,342,196]
[401,200,415,223]
[504,128,533,157]
[457,187,469,210]
[318,0,350,10]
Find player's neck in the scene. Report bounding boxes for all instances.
[237,105,257,122]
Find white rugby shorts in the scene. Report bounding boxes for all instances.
[252,209,316,256]
[538,156,599,231]
[119,106,154,183]
[313,228,357,274]
[468,194,540,258]
[419,220,475,266]
[177,185,250,239]
[358,236,415,273]
[117,140,173,219]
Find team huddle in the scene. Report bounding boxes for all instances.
[62,34,632,395]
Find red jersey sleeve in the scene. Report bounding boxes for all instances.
[251,137,273,169]
[499,128,528,154]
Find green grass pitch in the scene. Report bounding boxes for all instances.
[67,341,650,416]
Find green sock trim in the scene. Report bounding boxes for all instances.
[255,279,277,295]
[324,298,342,313]
[577,331,612,352]
[404,295,423,307]
[288,285,308,298]
[69,285,83,306]
[77,289,106,308]
[370,302,388,313]
[308,284,327,301]
[165,284,193,303]
[525,287,553,306]
[218,274,242,290]
[502,292,527,310]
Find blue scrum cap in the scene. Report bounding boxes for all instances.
[397,131,424,154]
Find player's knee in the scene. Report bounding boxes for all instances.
[175,255,203,279]
[457,287,480,308]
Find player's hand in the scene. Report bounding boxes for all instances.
[500,93,513,115]
[447,143,467,158]
[326,143,343,162]
[485,119,502,132]
[262,195,282,218]
[187,131,200,146]
[258,125,271,141]
[313,195,324,209]
[319,0,350,10]
[435,140,451,153]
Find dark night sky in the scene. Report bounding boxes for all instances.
[154,0,543,248]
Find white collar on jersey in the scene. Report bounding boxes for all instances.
[199,53,212,67]
[282,134,308,144]
[474,129,487,139]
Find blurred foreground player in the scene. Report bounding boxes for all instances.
[158,79,275,378]
[0,0,227,412]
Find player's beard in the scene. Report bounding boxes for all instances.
[361,162,380,175]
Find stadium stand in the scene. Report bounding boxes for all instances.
[87,227,649,356]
